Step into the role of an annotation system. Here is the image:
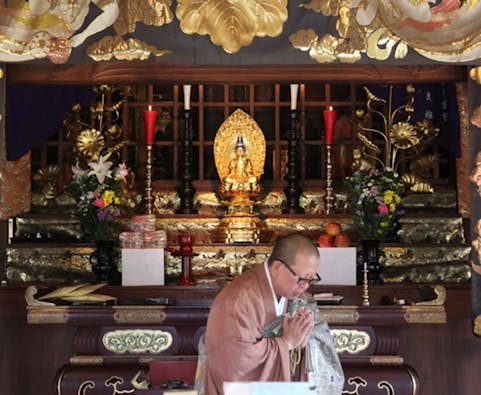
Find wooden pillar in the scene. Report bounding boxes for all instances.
[468,68,481,334]
[0,64,31,282]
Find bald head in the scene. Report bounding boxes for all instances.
[268,233,319,267]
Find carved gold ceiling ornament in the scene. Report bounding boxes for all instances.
[175,0,288,53]
[289,1,384,63]
[0,0,119,63]
[355,85,439,193]
[344,0,481,62]
[87,35,172,61]
[292,0,481,63]
[289,29,362,63]
[113,0,174,36]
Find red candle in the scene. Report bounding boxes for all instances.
[144,105,158,145]
[323,106,337,144]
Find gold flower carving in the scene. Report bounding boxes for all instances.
[176,0,288,53]
[389,122,419,150]
[355,85,440,193]
[76,128,105,161]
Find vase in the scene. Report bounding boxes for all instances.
[88,239,120,284]
[357,239,383,285]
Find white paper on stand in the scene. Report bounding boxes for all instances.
[317,247,357,285]
[121,248,165,286]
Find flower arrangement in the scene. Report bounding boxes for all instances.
[345,167,405,241]
[70,153,129,241]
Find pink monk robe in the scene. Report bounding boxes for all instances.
[204,264,291,395]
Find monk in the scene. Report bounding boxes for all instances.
[203,233,321,395]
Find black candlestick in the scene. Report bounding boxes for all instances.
[283,110,304,214]
[177,110,197,214]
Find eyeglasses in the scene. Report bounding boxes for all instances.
[277,259,321,286]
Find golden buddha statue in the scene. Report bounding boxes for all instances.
[222,136,260,195]
[214,109,266,243]
[214,109,265,203]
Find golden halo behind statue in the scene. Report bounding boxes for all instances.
[214,108,266,182]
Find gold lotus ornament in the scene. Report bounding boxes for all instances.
[76,128,105,162]
[355,85,440,193]
[390,122,419,149]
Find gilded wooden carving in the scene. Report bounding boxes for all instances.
[102,329,173,354]
[176,0,288,53]
[330,329,370,354]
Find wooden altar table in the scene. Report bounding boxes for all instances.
[25,284,446,395]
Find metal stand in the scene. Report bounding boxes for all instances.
[283,110,304,214]
[324,143,334,214]
[145,144,153,215]
[362,265,370,306]
[177,110,197,214]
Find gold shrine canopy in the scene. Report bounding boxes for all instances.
[2,1,481,65]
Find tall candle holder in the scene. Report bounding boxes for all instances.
[325,144,334,215]
[145,144,153,215]
[362,264,370,306]
[283,110,304,214]
[323,106,337,215]
[177,109,197,214]
[143,106,158,215]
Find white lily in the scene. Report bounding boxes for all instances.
[88,153,113,184]
[71,162,86,178]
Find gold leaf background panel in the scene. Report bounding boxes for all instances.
[176,0,288,53]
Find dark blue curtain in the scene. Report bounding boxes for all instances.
[5,85,94,160]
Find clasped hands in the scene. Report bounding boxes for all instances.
[282,307,314,350]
